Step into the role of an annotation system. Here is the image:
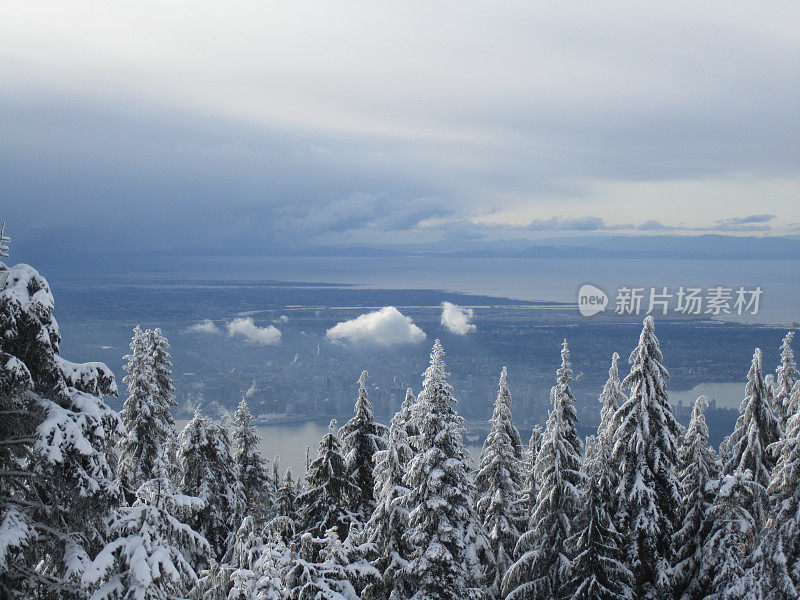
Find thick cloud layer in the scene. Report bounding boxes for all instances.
[326,307,426,347]
[2,1,798,263]
[441,302,476,335]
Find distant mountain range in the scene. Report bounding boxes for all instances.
[307,235,800,261]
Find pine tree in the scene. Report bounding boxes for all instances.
[145,328,176,415]
[724,348,781,528]
[515,424,543,524]
[233,398,273,523]
[502,382,583,600]
[285,530,359,600]
[339,371,388,524]
[176,410,244,562]
[673,396,721,600]
[145,327,178,476]
[0,263,120,598]
[402,340,490,600]
[398,387,419,442]
[759,380,800,599]
[475,366,524,597]
[694,471,757,600]
[84,465,210,600]
[117,327,175,501]
[297,420,359,541]
[342,524,381,597]
[583,352,628,532]
[277,467,298,523]
[611,316,681,600]
[588,352,626,465]
[226,516,288,600]
[363,394,413,600]
[774,331,798,431]
[561,448,634,600]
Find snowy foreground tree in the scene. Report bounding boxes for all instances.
[515,424,542,526]
[475,367,524,597]
[503,340,583,600]
[402,340,490,600]
[612,316,681,600]
[759,380,800,598]
[117,326,178,501]
[233,398,273,524]
[0,263,120,599]
[297,420,359,542]
[84,468,209,600]
[339,371,388,526]
[176,410,244,562]
[724,348,781,528]
[562,443,633,600]
[362,384,413,600]
[674,395,721,600]
[774,331,798,431]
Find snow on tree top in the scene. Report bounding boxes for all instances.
[0,221,10,265]
[1,263,56,315]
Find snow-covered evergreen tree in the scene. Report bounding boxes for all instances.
[117,326,175,501]
[587,352,626,466]
[341,524,381,597]
[285,530,359,600]
[0,263,120,598]
[694,471,757,600]
[145,328,178,475]
[339,371,388,524]
[363,390,413,600]
[144,328,176,415]
[475,366,524,597]
[297,420,359,541]
[233,398,273,523]
[277,467,297,523]
[514,424,543,524]
[724,348,781,528]
[402,340,490,600]
[489,367,524,461]
[561,444,634,600]
[502,382,583,600]
[398,387,419,442]
[774,331,798,431]
[758,380,800,599]
[673,395,721,600]
[84,465,210,600]
[225,516,288,600]
[609,316,681,600]
[582,352,627,532]
[176,410,244,562]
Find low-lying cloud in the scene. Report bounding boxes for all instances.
[326,307,426,347]
[186,319,222,334]
[227,317,282,345]
[441,302,476,335]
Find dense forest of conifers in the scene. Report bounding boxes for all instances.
[1,261,797,600]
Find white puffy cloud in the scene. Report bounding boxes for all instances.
[274,315,290,323]
[441,302,476,335]
[227,317,281,345]
[186,319,221,334]
[326,306,426,347]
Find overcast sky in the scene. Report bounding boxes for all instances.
[1,1,799,257]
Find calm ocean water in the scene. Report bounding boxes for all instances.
[144,255,799,325]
